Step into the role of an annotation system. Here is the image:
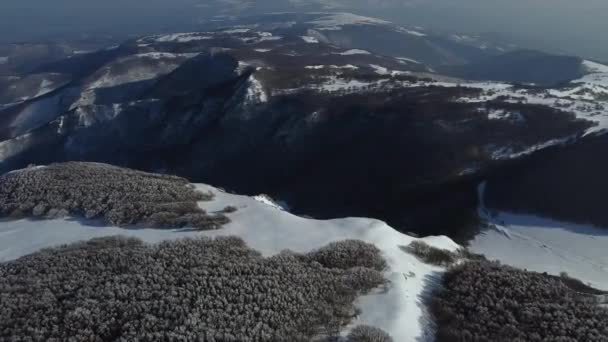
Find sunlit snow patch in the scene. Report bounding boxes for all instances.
[396,57,421,64]
[153,33,214,43]
[337,49,371,55]
[395,27,427,37]
[487,109,525,123]
[301,36,319,43]
[245,73,268,104]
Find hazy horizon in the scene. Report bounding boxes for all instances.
[0,0,607,61]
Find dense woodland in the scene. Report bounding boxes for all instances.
[0,236,390,341]
[431,260,608,342]
[0,162,231,230]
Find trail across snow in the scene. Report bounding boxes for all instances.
[0,183,460,341]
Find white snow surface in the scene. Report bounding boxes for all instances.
[0,183,460,342]
[487,109,525,123]
[336,49,371,55]
[305,64,359,70]
[301,36,319,43]
[582,60,608,74]
[318,76,384,92]
[370,64,409,77]
[245,73,268,104]
[221,28,251,34]
[150,33,214,43]
[395,27,427,37]
[471,213,608,291]
[34,79,56,97]
[470,184,608,290]
[252,194,288,211]
[396,57,421,64]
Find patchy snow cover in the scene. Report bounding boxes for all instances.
[222,28,251,34]
[370,64,409,77]
[573,72,608,88]
[451,80,608,137]
[9,93,64,136]
[370,64,390,75]
[0,183,459,341]
[34,79,55,97]
[0,56,8,64]
[137,52,199,59]
[487,109,525,123]
[582,60,608,74]
[301,36,319,43]
[305,64,359,70]
[308,13,391,31]
[305,65,326,69]
[318,76,385,92]
[336,49,371,55]
[395,27,427,37]
[254,48,272,53]
[396,57,421,64]
[83,53,191,91]
[450,34,476,42]
[150,33,213,43]
[483,138,570,161]
[245,73,268,104]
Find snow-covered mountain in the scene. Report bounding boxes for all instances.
[0,176,459,341]
[0,12,607,239]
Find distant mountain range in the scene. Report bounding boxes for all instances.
[1,12,607,239]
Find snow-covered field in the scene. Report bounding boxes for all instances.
[0,183,459,342]
[470,184,608,290]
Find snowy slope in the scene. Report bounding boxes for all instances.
[470,184,608,290]
[0,183,459,342]
[582,60,608,74]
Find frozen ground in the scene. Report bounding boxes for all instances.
[470,184,608,290]
[0,183,460,342]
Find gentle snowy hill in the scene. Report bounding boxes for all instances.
[0,180,459,342]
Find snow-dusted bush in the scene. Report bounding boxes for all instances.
[347,325,394,342]
[306,239,388,272]
[401,241,457,266]
[0,236,387,341]
[432,260,608,342]
[0,162,231,230]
